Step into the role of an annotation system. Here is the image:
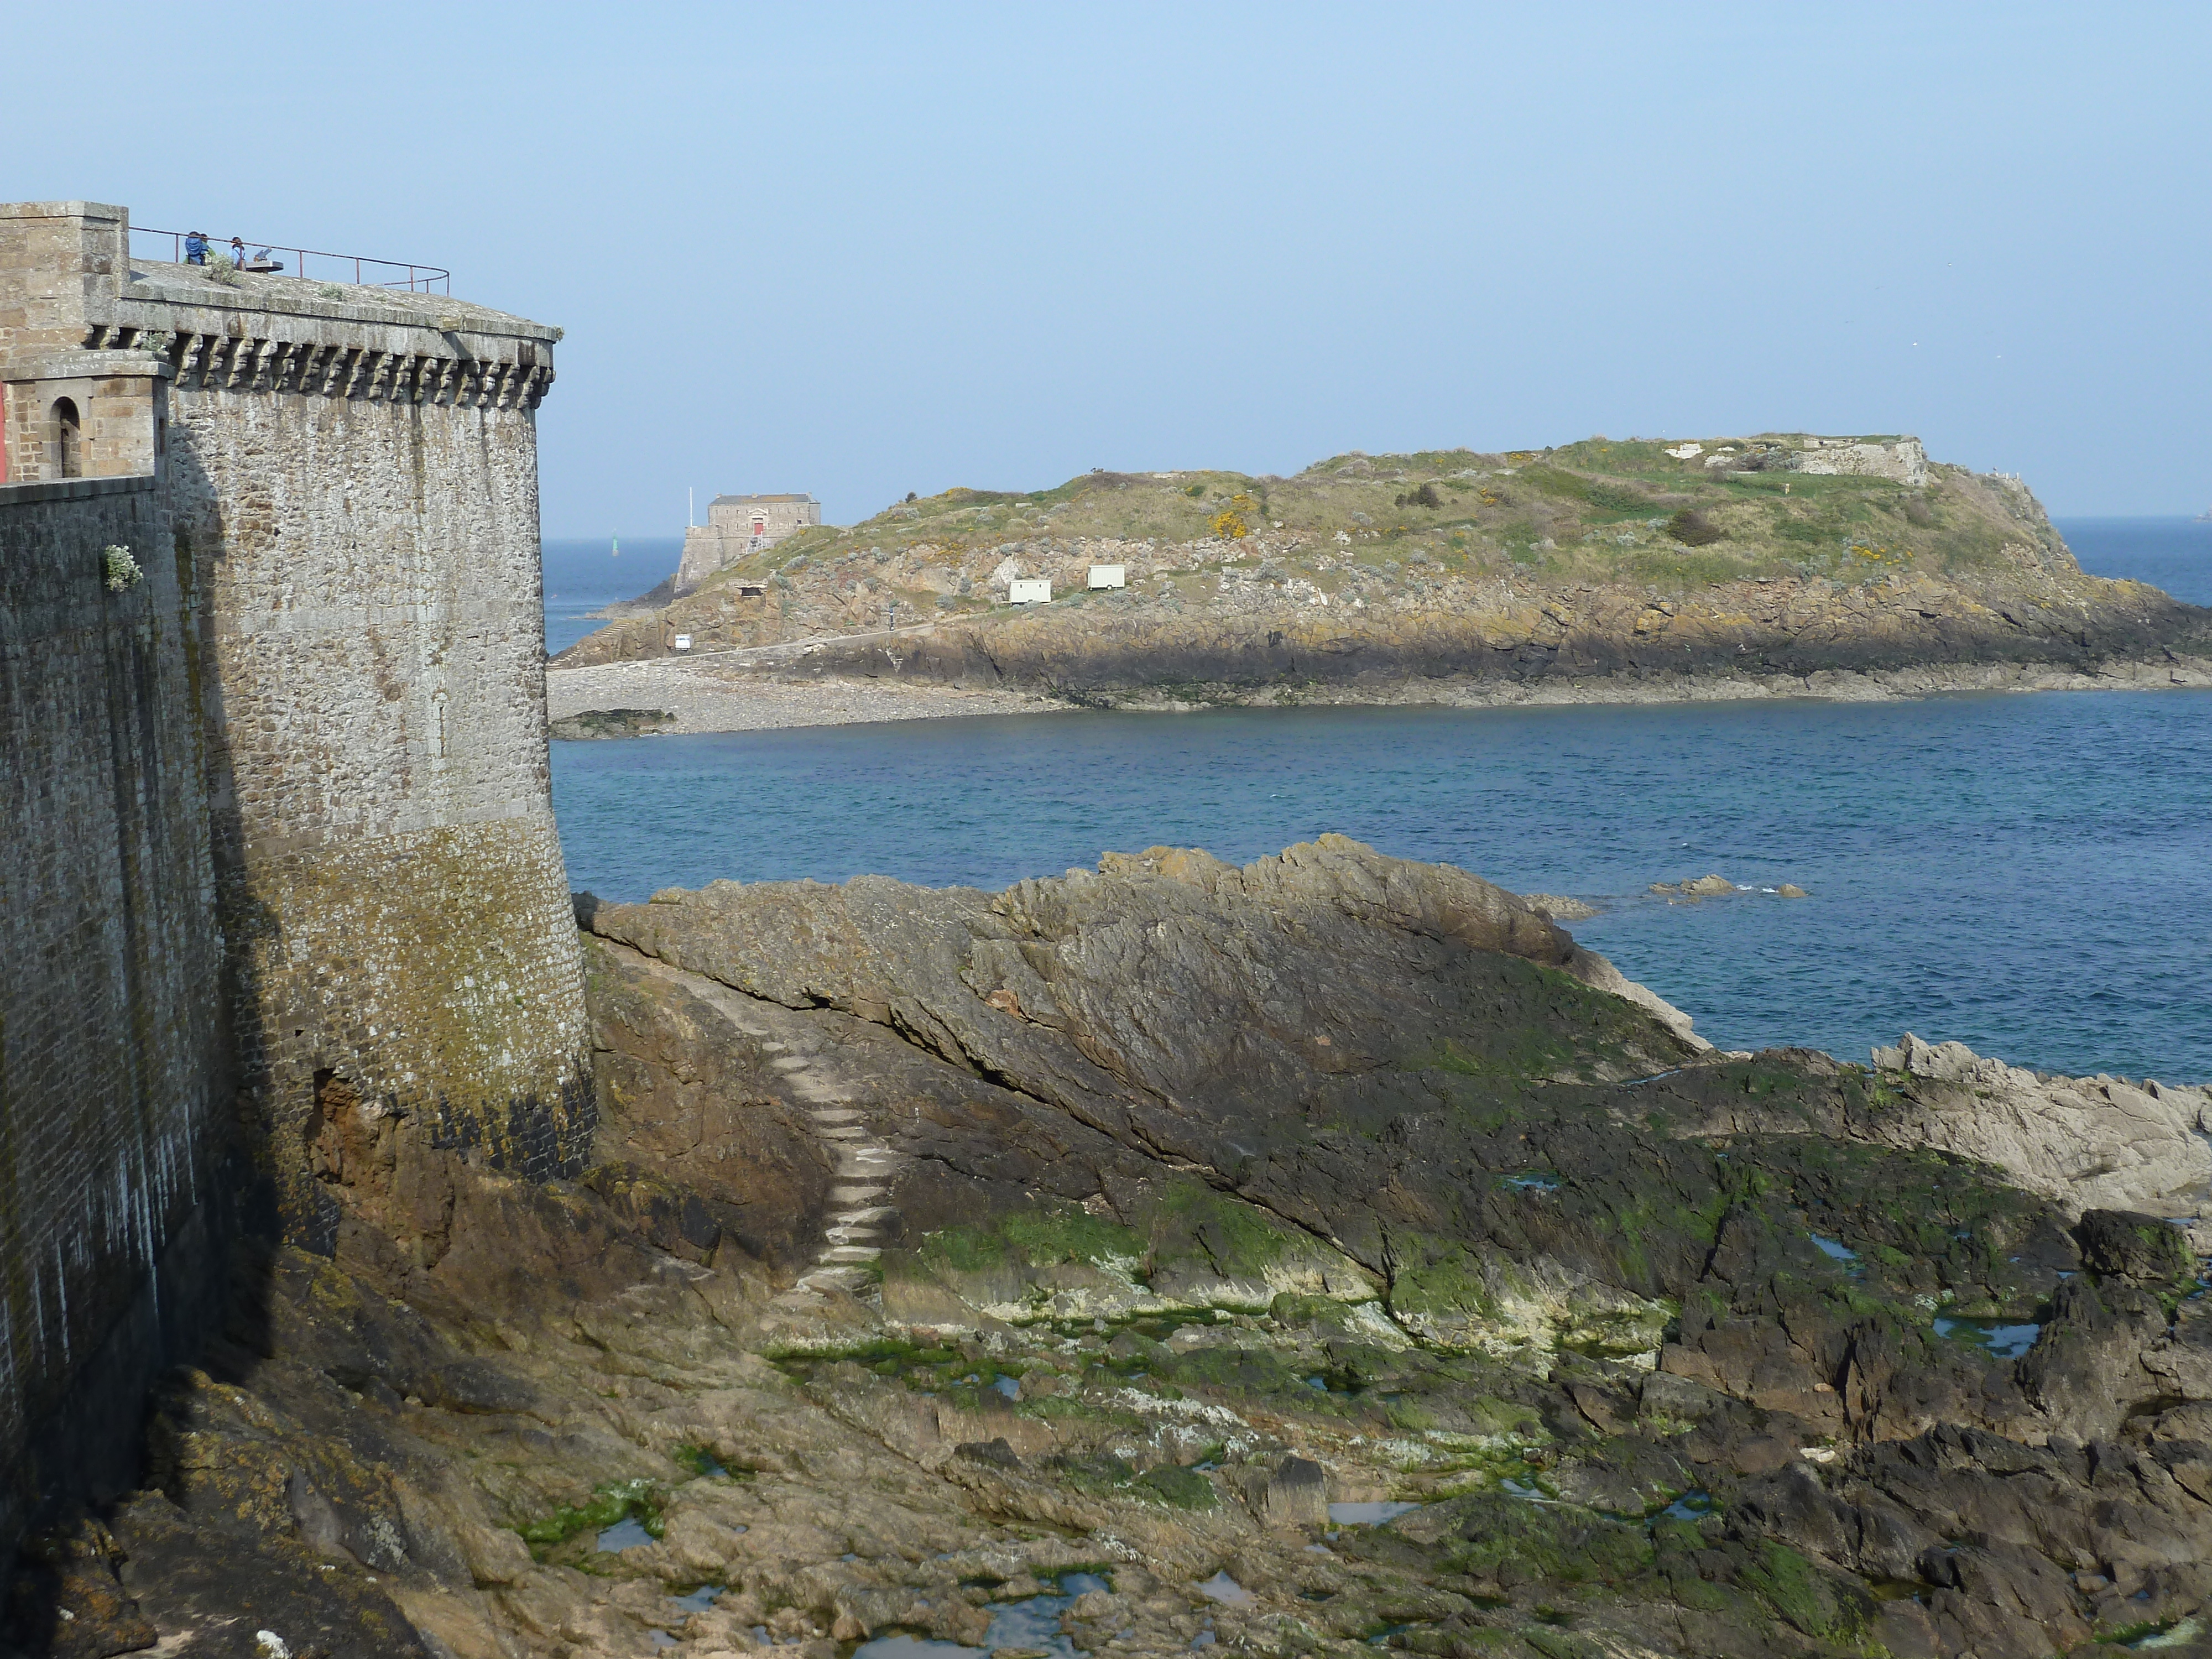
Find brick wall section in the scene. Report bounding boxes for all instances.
[0,473,229,1545]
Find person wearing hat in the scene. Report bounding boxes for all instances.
[229,236,247,266]
[184,230,208,265]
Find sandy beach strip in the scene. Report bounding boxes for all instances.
[546,657,1068,735]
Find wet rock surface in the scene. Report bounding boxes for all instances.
[547,708,680,740]
[14,841,2212,1658]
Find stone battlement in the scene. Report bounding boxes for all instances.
[98,262,554,411]
[1,202,557,488]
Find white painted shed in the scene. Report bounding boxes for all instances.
[1087,564,1126,589]
[1008,578,1052,604]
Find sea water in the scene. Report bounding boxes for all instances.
[542,535,681,656]
[549,520,2212,1082]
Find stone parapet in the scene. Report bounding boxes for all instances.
[153,330,549,409]
[0,472,155,506]
[102,262,554,404]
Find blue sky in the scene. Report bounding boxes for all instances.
[12,4,2209,531]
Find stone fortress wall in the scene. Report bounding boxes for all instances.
[675,490,818,593]
[0,201,589,1545]
[0,466,232,1556]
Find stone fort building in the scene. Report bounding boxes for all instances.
[675,489,818,593]
[0,201,588,1548]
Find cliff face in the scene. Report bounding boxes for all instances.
[32,840,2212,1659]
[554,438,2212,701]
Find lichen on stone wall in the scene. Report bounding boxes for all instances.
[221,820,592,1245]
[160,371,589,1254]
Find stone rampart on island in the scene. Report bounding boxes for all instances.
[676,491,820,593]
[0,200,589,1550]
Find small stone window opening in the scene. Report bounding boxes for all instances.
[51,398,82,478]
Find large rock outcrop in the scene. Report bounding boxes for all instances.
[1864,1032,2212,1220]
[21,841,2212,1659]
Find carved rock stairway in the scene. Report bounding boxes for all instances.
[611,945,905,1313]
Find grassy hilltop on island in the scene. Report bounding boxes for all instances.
[557,436,2212,702]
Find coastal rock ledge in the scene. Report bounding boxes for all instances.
[1867,1032,2212,1228]
[23,841,2212,1659]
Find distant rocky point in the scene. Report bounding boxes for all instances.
[547,707,676,740]
[1869,1031,2212,1223]
[1522,892,1599,920]
[1647,875,1808,900]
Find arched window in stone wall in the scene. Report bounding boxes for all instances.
[51,397,82,479]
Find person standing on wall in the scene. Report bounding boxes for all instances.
[184,230,208,265]
[229,237,247,267]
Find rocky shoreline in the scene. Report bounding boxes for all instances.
[546,645,2212,737]
[717,577,2211,716]
[546,657,1067,737]
[20,837,2212,1659]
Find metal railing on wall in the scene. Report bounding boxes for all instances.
[130,226,450,295]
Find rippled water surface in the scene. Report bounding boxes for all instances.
[550,520,2212,1082]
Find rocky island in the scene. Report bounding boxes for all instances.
[551,437,2212,723]
[29,838,2212,1659]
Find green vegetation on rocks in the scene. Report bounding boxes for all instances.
[554,435,2212,723]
